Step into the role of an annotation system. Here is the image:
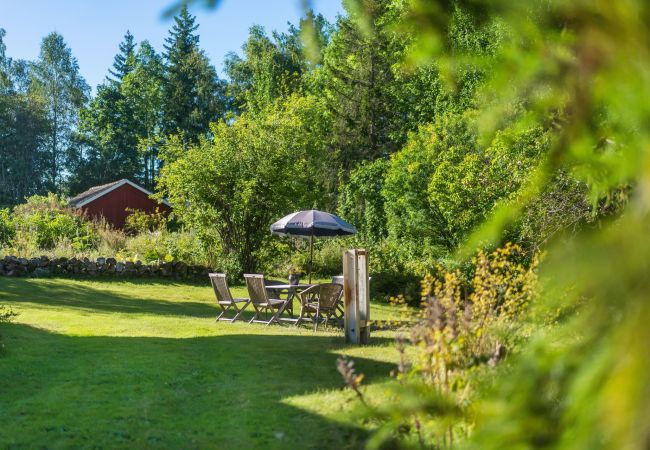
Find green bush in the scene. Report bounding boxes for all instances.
[124,208,169,235]
[94,222,128,256]
[340,245,540,447]
[366,238,441,304]
[312,241,346,276]
[383,113,478,251]
[0,194,224,268]
[0,209,14,246]
[117,228,221,268]
[119,232,169,264]
[157,94,329,275]
[165,229,216,266]
[284,239,346,278]
[12,194,98,251]
[338,159,389,243]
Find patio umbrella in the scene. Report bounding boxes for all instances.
[270,209,356,283]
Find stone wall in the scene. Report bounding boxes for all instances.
[0,255,211,280]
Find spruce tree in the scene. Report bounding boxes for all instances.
[122,41,165,189]
[71,40,164,193]
[162,5,225,144]
[109,30,137,81]
[323,0,402,170]
[163,6,199,63]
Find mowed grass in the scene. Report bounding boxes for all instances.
[0,277,403,449]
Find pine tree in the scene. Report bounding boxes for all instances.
[109,30,137,81]
[162,5,225,144]
[70,40,164,193]
[323,0,402,170]
[163,6,199,65]
[122,41,165,189]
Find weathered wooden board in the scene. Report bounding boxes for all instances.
[344,249,370,344]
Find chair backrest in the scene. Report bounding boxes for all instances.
[209,273,233,302]
[317,283,343,310]
[244,274,269,305]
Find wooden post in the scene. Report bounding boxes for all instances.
[343,249,370,344]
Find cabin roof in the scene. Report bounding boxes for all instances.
[69,179,170,208]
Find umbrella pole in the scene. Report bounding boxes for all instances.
[309,232,314,284]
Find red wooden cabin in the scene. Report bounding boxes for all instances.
[69,179,171,229]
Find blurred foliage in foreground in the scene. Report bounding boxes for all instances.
[342,243,539,448]
[337,0,650,448]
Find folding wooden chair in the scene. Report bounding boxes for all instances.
[244,274,289,326]
[297,283,343,331]
[265,278,294,316]
[209,273,250,322]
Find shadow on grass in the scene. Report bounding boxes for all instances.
[0,277,219,318]
[0,278,397,331]
[0,323,392,449]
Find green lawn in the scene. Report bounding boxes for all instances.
[0,277,402,449]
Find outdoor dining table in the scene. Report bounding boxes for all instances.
[265,283,314,322]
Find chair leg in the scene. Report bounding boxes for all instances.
[231,300,250,322]
[249,304,280,325]
[335,302,345,327]
[267,304,283,326]
[323,311,332,329]
[230,304,240,322]
[216,303,232,321]
[249,304,260,323]
[285,292,294,318]
[295,305,304,326]
[299,308,315,326]
[314,308,320,332]
[266,307,276,326]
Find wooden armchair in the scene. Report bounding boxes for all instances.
[297,283,343,331]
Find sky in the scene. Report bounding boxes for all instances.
[1,0,345,92]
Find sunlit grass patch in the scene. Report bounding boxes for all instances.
[0,276,403,449]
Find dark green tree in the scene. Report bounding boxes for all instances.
[109,30,137,81]
[0,28,10,90]
[122,41,165,189]
[321,0,403,171]
[162,5,226,143]
[337,158,389,243]
[71,39,164,192]
[70,80,140,192]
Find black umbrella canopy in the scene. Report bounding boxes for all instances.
[270,209,356,238]
[270,210,356,282]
